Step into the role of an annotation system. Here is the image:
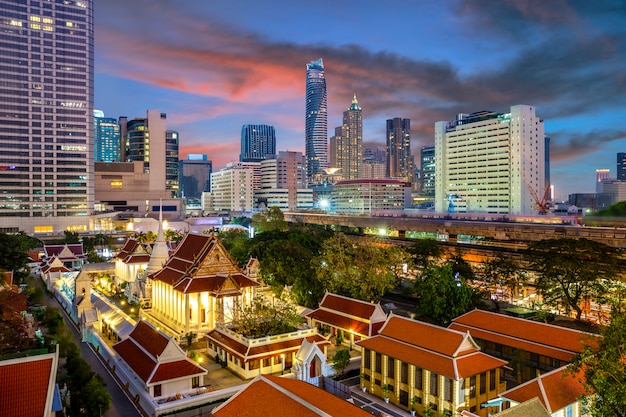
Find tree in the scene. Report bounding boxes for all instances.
[525,238,620,319]
[251,206,288,233]
[314,234,410,302]
[413,264,475,325]
[479,255,526,300]
[81,375,112,417]
[449,251,476,282]
[408,238,442,270]
[219,229,252,267]
[229,295,302,338]
[0,232,40,283]
[570,312,626,417]
[64,230,80,244]
[164,229,184,242]
[331,348,351,376]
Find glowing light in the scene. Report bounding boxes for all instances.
[378,228,387,236]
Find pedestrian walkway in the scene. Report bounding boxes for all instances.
[350,386,414,417]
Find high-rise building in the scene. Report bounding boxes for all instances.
[386,118,412,180]
[178,154,212,200]
[435,105,545,214]
[617,152,626,181]
[94,110,120,162]
[305,58,328,184]
[596,169,611,193]
[331,95,362,180]
[207,162,260,212]
[255,151,312,210]
[420,145,435,197]
[121,110,179,197]
[240,124,276,162]
[0,0,94,233]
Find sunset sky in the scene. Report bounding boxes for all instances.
[94,0,626,200]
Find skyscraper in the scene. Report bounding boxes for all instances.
[420,145,435,197]
[305,58,328,184]
[240,124,276,162]
[596,169,610,193]
[0,0,94,233]
[435,105,545,214]
[121,110,179,197]
[617,152,626,181]
[94,110,120,162]
[179,154,212,200]
[332,95,362,180]
[386,118,412,180]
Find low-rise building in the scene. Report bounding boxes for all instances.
[332,179,412,214]
[449,309,599,382]
[357,314,508,417]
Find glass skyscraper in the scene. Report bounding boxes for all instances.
[386,118,412,180]
[240,124,276,162]
[333,95,362,180]
[305,58,328,184]
[94,110,120,162]
[0,0,94,232]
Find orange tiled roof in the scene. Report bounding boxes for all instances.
[319,292,378,319]
[449,310,599,359]
[356,314,507,380]
[0,357,53,417]
[500,365,589,412]
[306,309,371,336]
[212,375,373,417]
[150,360,206,384]
[128,320,169,358]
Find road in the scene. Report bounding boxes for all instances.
[44,293,141,417]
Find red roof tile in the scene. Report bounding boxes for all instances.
[213,375,373,417]
[114,338,156,382]
[450,310,599,359]
[127,320,169,358]
[306,309,371,336]
[500,365,589,412]
[319,293,377,319]
[149,360,206,384]
[0,357,53,417]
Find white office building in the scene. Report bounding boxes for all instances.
[434,105,546,215]
[205,162,260,213]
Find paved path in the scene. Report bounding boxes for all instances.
[43,293,141,417]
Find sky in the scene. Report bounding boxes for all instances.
[94,0,626,201]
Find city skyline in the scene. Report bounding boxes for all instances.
[94,0,626,200]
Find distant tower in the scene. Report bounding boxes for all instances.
[121,110,179,197]
[240,124,276,162]
[305,58,328,185]
[94,110,120,162]
[617,153,626,181]
[332,95,363,180]
[386,118,412,180]
[178,154,212,199]
[420,145,435,197]
[596,169,610,193]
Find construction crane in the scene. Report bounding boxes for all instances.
[528,184,551,215]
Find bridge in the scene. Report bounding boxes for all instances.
[284,212,626,249]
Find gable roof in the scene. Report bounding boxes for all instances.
[356,314,507,380]
[113,320,206,385]
[150,233,258,293]
[493,398,551,417]
[499,365,589,413]
[212,375,373,417]
[449,309,599,361]
[0,348,58,417]
[40,256,71,274]
[43,243,85,261]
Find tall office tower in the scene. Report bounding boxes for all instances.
[420,145,435,197]
[332,95,362,180]
[435,105,545,214]
[305,58,328,184]
[121,110,179,197]
[240,124,276,162]
[596,169,611,193]
[178,154,212,199]
[94,110,120,162]
[617,153,626,180]
[386,118,412,180]
[0,0,94,233]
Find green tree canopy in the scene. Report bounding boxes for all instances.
[0,232,40,282]
[218,229,252,267]
[413,264,475,325]
[408,238,442,270]
[479,255,527,300]
[331,348,351,376]
[596,201,626,217]
[570,312,626,417]
[525,238,620,319]
[229,295,302,338]
[314,233,410,302]
[251,207,288,233]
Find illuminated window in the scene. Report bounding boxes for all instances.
[30,23,41,30]
[29,16,41,22]
[110,180,122,189]
[66,22,74,27]
[34,225,53,233]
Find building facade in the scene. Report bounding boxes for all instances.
[179,154,212,200]
[420,145,435,197]
[386,118,412,181]
[94,110,120,162]
[121,110,179,198]
[206,162,260,213]
[435,106,545,214]
[305,58,328,184]
[618,152,626,181]
[595,169,611,193]
[332,95,362,180]
[240,124,276,162]
[0,0,94,234]
[332,179,411,214]
[255,151,312,210]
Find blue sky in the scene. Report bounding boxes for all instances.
[94,0,626,200]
